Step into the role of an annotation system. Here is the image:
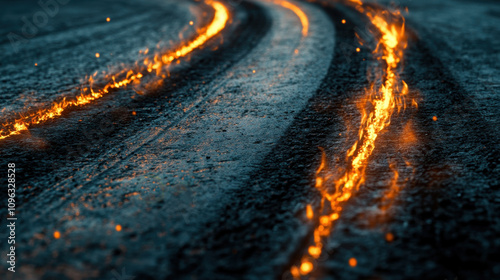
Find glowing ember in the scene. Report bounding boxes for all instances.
[291,266,300,278]
[95,52,100,58]
[349,257,357,267]
[0,1,229,141]
[115,225,122,232]
[386,232,394,242]
[106,17,110,22]
[53,231,61,239]
[432,115,438,121]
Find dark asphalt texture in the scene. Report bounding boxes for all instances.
[1,0,499,279]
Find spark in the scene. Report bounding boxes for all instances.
[386,232,394,242]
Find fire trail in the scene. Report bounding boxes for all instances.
[290,0,412,277]
[0,1,229,141]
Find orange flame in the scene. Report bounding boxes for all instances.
[0,1,229,141]
[292,0,408,276]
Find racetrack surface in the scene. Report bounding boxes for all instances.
[0,0,499,279]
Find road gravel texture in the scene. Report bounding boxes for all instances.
[0,0,499,279]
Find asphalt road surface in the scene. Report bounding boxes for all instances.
[0,0,499,279]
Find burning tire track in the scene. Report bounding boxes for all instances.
[303,9,500,278]
[290,0,410,277]
[0,1,229,141]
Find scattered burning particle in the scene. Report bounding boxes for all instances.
[34,63,38,66]
[386,232,394,242]
[115,225,122,232]
[300,261,313,274]
[290,266,300,278]
[53,231,61,239]
[189,21,194,25]
[306,204,313,219]
[432,115,438,121]
[252,70,256,73]
[106,17,110,22]
[132,111,137,116]
[356,47,360,52]
[95,53,100,58]
[349,257,357,267]
[294,49,299,54]
[342,19,346,24]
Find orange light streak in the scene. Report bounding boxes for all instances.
[0,1,229,141]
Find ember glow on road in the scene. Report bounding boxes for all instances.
[0,1,229,141]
